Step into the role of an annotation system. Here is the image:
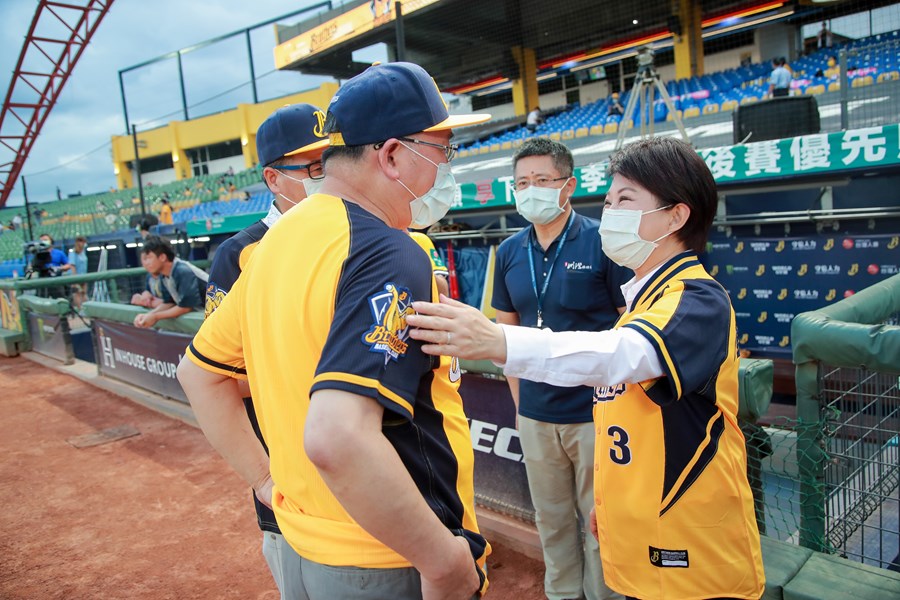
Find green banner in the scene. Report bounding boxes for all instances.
[186,211,264,237]
[452,123,900,211]
[188,124,900,236]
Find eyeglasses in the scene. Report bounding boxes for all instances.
[511,176,569,192]
[277,161,324,180]
[395,137,458,162]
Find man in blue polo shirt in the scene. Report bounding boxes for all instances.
[492,137,629,600]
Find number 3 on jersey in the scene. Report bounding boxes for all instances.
[607,425,632,465]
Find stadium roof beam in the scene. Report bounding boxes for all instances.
[273,0,777,91]
[0,0,115,209]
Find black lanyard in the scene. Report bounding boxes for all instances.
[527,213,575,329]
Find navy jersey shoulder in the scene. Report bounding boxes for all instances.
[208,220,269,296]
[313,201,435,420]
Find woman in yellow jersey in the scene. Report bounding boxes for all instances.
[408,137,765,600]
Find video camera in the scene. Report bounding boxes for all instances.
[23,239,58,278]
[636,45,655,74]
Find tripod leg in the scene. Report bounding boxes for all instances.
[615,77,643,150]
[655,77,690,143]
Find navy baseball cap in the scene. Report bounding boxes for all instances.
[256,103,329,167]
[326,62,490,146]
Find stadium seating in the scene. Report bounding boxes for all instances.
[1,30,896,266]
[0,166,267,262]
[459,30,899,154]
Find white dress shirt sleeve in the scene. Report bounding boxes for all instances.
[498,324,665,388]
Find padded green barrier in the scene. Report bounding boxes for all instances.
[0,328,25,357]
[82,301,202,336]
[760,537,813,600]
[16,296,72,317]
[782,551,900,600]
[459,358,503,377]
[738,357,773,422]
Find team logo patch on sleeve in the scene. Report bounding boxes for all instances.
[204,283,227,317]
[362,283,415,363]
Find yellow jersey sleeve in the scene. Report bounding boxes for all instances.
[186,267,248,380]
[409,231,448,277]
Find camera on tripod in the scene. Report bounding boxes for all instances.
[23,239,58,278]
[636,45,656,76]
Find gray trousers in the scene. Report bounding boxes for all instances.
[518,416,621,600]
[263,531,477,600]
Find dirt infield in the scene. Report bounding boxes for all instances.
[0,356,543,599]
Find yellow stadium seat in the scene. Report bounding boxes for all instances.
[549,132,561,141]
[805,84,825,95]
[458,149,470,159]
[702,102,719,115]
[683,106,700,118]
[561,129,575,140]
[512,138,525,147]
[604,121,619,134]
[740,96,758,105]
[589,124,603,136]
[575,127,588,138]
[666,109,683,121]
[720,100,738,111]
[478,146,490,154]
[489,143,501,152]
[877,71,899,83]
[827,81,840,92]
[501,141,512,150]
[851,75,874,88]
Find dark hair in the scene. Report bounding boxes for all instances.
[321,144,367,165]
[75,236,87,243]
[607,137,717,253]
[512,137,574,177]
[40,233,53,243]
[141,235,175,261]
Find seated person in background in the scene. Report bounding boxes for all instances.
[131,251,171,309]
[607,92,624,117]
[159,199,173,225]
[526,106,543,132]
[133,236,207,328]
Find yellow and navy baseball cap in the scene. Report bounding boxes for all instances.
[325,62,490,147]
[256,103,329,167]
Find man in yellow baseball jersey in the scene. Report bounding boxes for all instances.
[406,137,765,600]
[410,231,450,297]
[203,103,328,596]
[178,62,491,600]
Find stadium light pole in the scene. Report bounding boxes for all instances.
[176,52,189,121]
[22,176,33,241]
[395,1,406,61]
[130,124,147,221]
[245,30,258,104]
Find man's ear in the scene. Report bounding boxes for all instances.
[376,139,403,180]
[262,166,280,192]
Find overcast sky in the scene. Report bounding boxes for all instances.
[0,0,354,207]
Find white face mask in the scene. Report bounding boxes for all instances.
[599,205,674,270]
[302,177,324,196]
[396,142,457,229]
[514,180,571,225]
[278,169,324,202]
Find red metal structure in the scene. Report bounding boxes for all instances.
[0,0,115,208]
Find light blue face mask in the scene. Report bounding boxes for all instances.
[396,142,458,229]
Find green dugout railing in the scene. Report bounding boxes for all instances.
[792,273,900,554]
